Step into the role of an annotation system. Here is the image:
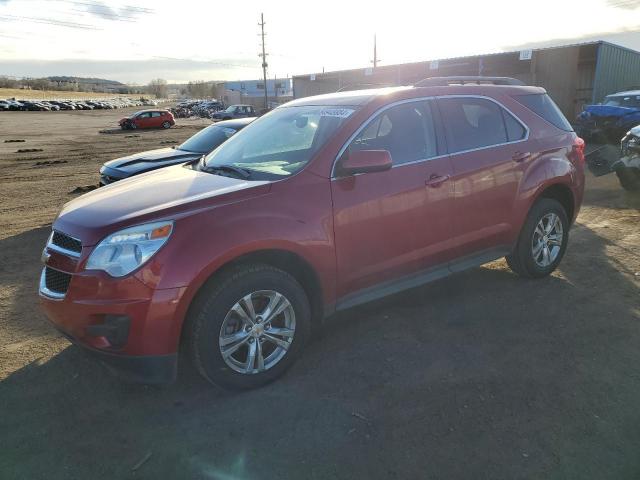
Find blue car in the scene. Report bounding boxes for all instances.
[576,90,640,142]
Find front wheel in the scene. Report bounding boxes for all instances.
[506,198,569,278]
[187,264,311,389]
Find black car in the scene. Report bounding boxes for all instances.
[211,104,256,120]
[99,117,255,185]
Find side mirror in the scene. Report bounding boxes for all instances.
[338,149,392,176]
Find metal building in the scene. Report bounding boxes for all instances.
[292,41,640,119]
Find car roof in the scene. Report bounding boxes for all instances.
[607,90,640,97]
[283,84,544,108]
[210,117,256,128]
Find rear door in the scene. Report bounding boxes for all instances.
[150,111,163,127]
[436,95,531,257]
[332,99,456,299]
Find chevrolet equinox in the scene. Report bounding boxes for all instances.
[39,77,585,389]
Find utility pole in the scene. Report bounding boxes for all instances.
[371,34,379,69]
[258,13,268,110]
[274,74,278,103]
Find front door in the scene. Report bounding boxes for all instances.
[331,99,456,299]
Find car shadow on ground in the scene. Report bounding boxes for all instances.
[1,215,640,479]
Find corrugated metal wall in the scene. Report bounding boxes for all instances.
[593,43,640,103]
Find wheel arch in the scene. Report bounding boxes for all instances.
[534,182,575,223]
[178,248,325,348]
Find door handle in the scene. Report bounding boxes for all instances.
[512,151,531,163]
[425,173,450,188]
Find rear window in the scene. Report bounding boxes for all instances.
[514,93,573,132]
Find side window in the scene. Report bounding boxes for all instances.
[151,112,161,117]
[138,112,151,119]
[503,109,526,141]
[439,97,507,153]
[348,101,437,165]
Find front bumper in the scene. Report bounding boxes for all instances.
[39,233,187,383]
[53,323,177,384]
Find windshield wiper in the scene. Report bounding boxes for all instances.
[201,162,252,179]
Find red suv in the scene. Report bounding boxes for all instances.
[40,77,585,389]
[119,109,175,130]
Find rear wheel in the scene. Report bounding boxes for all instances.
[162,121,171,129]
[506,198,569,278]
[616,167,640,192]
[187,264,311,389]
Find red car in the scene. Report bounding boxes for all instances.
[39,77,585,389]
[119,109,175,130]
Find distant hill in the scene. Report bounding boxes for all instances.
[47,76,125,86]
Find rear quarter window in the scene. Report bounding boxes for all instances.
[514,93,573,132]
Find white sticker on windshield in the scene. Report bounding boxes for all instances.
[320,108,354,118]
[221,127,236,138]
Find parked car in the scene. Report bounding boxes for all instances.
[575,90,640,142]
[612,125,640,190]
[0,100,9,111]
[119,110,175,130]
[100,118,255,185]
[39,78,585,389]
[211,104,255,120]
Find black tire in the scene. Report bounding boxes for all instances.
[505,198,569,278]
[615,167,640,192]
[130,122,137,130]
[162,121,171,129]
[187,264,311,389]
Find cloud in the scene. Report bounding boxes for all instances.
[81,1,151,21]
[606,0,640,9]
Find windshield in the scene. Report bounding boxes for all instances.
[203,105,355,178]
[603,95,640,108]
[179,125,238,153]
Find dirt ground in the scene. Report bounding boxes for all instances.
[0,109,639,480]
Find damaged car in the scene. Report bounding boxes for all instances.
[576,90,640,142]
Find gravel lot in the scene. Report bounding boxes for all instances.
[0,109,639,480]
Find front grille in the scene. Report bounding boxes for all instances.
[44,267,71,295]
[52,231,82,254]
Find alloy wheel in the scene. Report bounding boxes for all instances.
[218,290,296,374]
[531,212,564,267]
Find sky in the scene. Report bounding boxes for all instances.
[2,0,640,84]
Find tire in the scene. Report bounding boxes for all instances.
[130,122,137,130]
[187,264,311,389]
[615,167,640,192]
[162,121,171,129]
[505,198,569,278]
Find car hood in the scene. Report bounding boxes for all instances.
[54,165,271,246]
[102,147,202,176]
[581,104,639,118]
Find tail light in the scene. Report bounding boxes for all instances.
[572,136,585,165]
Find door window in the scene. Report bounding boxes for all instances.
[348,101,437,165]
[439,97,512,153]
[151,112,162,117]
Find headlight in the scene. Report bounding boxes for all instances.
[85,221,173,277]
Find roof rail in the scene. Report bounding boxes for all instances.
[415,76,525,87]
[336,83,395,92]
